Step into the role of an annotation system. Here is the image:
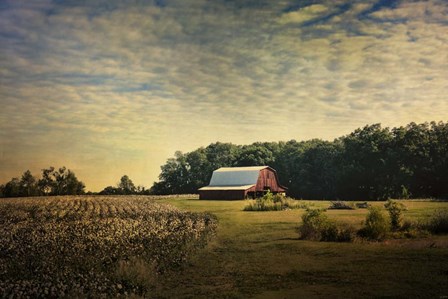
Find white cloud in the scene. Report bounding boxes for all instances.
[279,4,330,25]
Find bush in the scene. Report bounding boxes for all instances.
[355,202,370,209]
[243,191,302,211]
[400,185,411,199]
[298,209,356,242]
[384,199,406,230]
[423,210,448,234]
[328,201,355,210]
[335,224,358,242]
[358,206,390,240]
[298,209,329,241]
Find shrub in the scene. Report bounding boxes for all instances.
[243,191,302,211]
[423,210,448,234]
[298,209,329,241]
[355,202,370,209]
[320,221,339,241]
[400,185,411,199]
[358,206,390,240]
[298,209,356,242]
[384,199,406,230]
[335,224,358,242]
[328,201,355,210]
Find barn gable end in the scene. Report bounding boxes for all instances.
[198,166,286,200]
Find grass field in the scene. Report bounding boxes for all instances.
[1,196,447,298]
[158,198,448,298]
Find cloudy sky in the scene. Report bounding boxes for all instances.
[1,0,447,191]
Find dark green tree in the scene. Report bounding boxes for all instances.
[37,167,85,196]
[272,140,307,198]
[337,124,394,200]
[38,167,56,195]
[151,151,190,194]
[64,170,86,195]
[99,186,121,195]
[2,178,20,197]
[297,140,341,200]
[19,170,38,197]
[185,148,211,193]
[118,175,136,194]
[429,121,448,198]
[235,144,274,167]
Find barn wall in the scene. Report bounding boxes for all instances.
[199,190,247,200]
[255,168,286,193]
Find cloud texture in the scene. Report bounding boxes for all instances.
[1,0,447,190]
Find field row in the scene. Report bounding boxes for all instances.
[0,195,199,223]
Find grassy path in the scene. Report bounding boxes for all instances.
[159,199,448,298]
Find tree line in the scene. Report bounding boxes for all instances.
[0,167,85,197]
[2,121,446,200]
[98,175,150,195]
[150,121,448,200]
[0,169,150,198]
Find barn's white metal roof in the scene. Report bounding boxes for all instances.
[198,184,255,191]
[207,166,268,186]
[214,166,268,172]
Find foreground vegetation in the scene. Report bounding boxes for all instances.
[298,203,448,242]
[159,198,448,298]
[0,196,217,297]
[1,196,447,298]
[243,192,307,211]
[245,195,448,242]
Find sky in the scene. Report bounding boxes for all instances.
[1,0,447,191]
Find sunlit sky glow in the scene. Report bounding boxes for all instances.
[1,0,447,191]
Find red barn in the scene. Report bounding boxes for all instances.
[198,166,287,200]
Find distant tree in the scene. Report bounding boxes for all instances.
[38,167,56,195]
[429,121,448,198]
[63,170,86,195]
[100,177,149,195]
[2,178,20,197]
[271,140,303,197]
[19,170,38,197]
[51,167,85,195]
[185,148,210,192]
[149,181,169,195]
[136,185,146,194]
[296,140,341,200]
[37,166,85,196]
[118,175,136,195]
[99,186,121,195]
[336,124,394,200]
[1,166,84,198]
[205,142,240,170]
[155,151,190,194]
[235,144,274,167]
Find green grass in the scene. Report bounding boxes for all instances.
[158,198,448,299]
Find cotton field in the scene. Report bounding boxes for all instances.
[0,196,217,298]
